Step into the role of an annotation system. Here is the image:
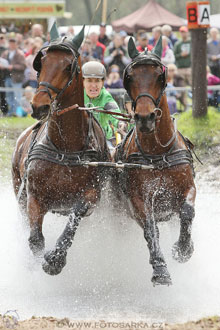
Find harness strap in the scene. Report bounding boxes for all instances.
[28,144,102,166]
[16,122,44,202]
[38,82,62,99]
[126,149,193,170]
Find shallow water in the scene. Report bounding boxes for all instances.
[0,178,220,324]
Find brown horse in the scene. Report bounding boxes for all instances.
[115,37,196,286]
[12,24,110,275]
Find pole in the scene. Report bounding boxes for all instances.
[191,28,208,118]
[101,0,108,23]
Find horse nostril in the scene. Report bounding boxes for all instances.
[31,104,50,119]
[149,112,156,121]
[134,113,140,121]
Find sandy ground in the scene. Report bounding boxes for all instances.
[1,146,220,330]
[1,315,220,330]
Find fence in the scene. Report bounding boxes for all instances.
[1,85,220,112]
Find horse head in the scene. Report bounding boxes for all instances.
[32,22,85,120]
[124,36,167,133]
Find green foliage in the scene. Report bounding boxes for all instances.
[177,108,220,149]
[0,117,36,138]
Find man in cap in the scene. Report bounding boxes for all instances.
[98,22,110,47]
[82,61,121,145]
[174,26,191,86]
[136,32,153,53]
[1,34,26,116]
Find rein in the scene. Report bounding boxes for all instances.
[54,103,134,122]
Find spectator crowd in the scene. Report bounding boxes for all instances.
[0,22,220,117]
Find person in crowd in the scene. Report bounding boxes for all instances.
[206,65,220,109]
[24,38,43,88]
[118,91,134,136]
[0,33,8,115]
[89,32,106,63]
[119,30,127,43]
[104,33,130,78]
[1,34,26,116]
[207,27,220,78]
[66,26,75,38]
[161,36,175,66]
[161,24,178,48]
[98,22,110,47]
[16,86,34,117]
[174,26,192,86]
[43,31,51,47]
[82,61,121,150]
[81,38,95,65]
[166,82,177,115]
[104,64,123,89]
[23,38,35,57]
[16,33,24,50]
[167,63,187,111]
[149,26,162,47]
[136,32,153,52]
[31,23,45,41]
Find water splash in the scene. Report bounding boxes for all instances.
[0,182,220,323]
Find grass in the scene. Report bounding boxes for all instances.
[0,116,36,139]
[0,116,36,181]
[0,108,220,180]
[176,107,220,149]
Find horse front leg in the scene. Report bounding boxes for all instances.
[132,194,172,286]
[144,213,172,286]
[27,194,46,255]
[42,202,88,276]
[172,187,196,263]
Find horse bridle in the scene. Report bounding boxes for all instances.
[123,54,167,112]
[34,39,80,105]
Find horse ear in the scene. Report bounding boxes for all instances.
[152,36,162,58]
[128,37,139,59]
[72,25,85,50]
[50,21,59,41]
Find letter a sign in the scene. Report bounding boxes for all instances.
[186,1,210,29]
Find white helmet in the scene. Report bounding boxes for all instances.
[82,61,106,79]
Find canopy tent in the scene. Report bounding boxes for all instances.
[112,0,185,33]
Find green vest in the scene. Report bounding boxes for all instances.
[84,87,120,139]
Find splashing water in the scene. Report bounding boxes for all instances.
[0,179,220,324]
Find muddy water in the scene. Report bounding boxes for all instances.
[0,168,220,324]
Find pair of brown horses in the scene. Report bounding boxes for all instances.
[12,24,195,285]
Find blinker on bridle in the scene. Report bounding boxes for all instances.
[33,22,85,112]
[35,44,80,104]
[123,55,167,114]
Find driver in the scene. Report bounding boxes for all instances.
[82,61,121,148]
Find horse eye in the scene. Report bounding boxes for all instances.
[65,64,72,72]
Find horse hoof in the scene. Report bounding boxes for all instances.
[29,235,45,255]
[151,266,172,286]
[172,240,194,263]
[42,250,67,276]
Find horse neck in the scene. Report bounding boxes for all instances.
[137,95,175,154]
[47,74,87,152]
